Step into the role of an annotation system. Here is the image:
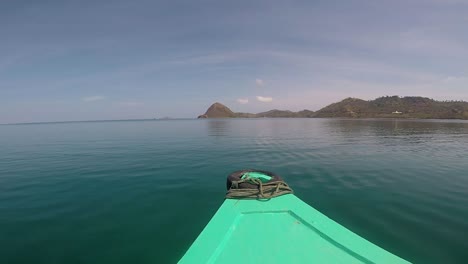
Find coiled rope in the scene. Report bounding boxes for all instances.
[225,177,293,199]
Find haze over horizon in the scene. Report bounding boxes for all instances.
[1,0,468,123]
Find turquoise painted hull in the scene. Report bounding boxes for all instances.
[179,194,410,263]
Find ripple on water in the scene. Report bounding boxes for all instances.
[0,119,468,264]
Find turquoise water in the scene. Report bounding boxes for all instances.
[1,118,468,263]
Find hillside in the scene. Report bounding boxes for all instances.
[197,103,314,118]
[197,102,236,118]
[198,97,468,120]
[315,96,468,119]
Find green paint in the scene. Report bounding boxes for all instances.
[179,194,410,264]
[241,172,272,182]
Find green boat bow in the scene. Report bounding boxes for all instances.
[179,172,410,263]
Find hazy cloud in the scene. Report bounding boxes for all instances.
[237,98,249,104]
[118,101,144,107]
[82,96,105,102]
[255,79,264,87]
[171,52,248,65]
[442,75,468,83]
[2,0,468,123]
[256,96,273,102]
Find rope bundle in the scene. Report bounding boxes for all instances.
[225,175,293,199]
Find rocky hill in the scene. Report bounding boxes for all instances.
[197,102,236,118]
[197,103,314,118]
[255,109,316,118]
[198,96,468,119]
[314,96,468,119]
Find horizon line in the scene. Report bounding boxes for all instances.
[3,95,468,125]
[0,118,197,126]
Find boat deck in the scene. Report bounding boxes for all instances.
[179,194,409,263]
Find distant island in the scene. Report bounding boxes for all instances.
[198,96,468,120]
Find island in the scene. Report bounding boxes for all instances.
[198,96,468,120]
[198,103,315,118]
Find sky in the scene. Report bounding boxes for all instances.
[1,0,468,123]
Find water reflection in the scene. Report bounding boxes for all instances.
[322,118,468,146]
[325,118,468,135]
[205,119,231,137]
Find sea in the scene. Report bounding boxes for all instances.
[1,118,467,263]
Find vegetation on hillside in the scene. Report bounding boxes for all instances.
[315,96,468,119]
[198,103,315,118]
[199,96,468,120]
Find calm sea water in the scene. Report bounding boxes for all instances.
[1,118,468,263]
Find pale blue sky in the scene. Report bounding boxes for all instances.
[1,0,468,123]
